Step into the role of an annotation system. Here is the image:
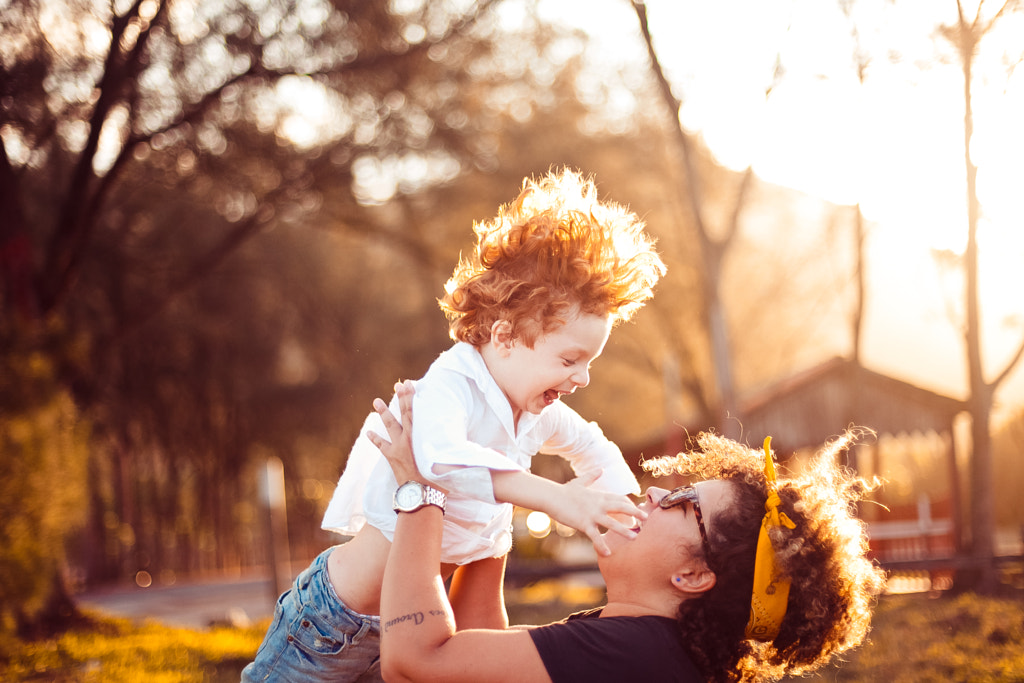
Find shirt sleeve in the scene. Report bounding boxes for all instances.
[410,373,524,505]
[539,402,640,496]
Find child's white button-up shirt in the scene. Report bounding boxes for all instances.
[322,342,639,565]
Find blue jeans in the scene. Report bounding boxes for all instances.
[241,547,383,683]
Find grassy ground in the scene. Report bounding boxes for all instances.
[0,614,267,683]
[2,588,1022,682]
[791,590,1024,683]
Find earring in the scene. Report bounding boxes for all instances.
[675,577,681,583]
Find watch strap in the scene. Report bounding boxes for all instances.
[423,485,447,513]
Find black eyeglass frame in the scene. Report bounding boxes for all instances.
[659,485,713,561]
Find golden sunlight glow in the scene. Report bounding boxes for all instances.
[649,0,1023,256]
[550,0,1022,252]
[526,511,552,539]
[274,75,352,149]
[265,0,1022,407]
[541,0,1024,412]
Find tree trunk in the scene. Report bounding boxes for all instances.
[704,256,738,437]
[851,205,866,363]
[958,8,996,591]
[632,0,740,434]
[16,572,87,640]
[0,139,39,323]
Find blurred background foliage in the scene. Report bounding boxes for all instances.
[1,0,1021,637]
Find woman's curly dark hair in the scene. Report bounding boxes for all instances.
[642,429,886,683]
[439,168,665,347]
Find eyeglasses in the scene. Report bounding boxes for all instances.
[659,485,713,561]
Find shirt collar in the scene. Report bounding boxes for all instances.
[438,343,544,435]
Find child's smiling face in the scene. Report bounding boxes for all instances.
[489,309,612,424]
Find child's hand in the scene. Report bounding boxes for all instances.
[490,470,645,557]
[554,472,646,557]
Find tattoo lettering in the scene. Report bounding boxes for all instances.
[384,611,423,632]
[383,609,445,632]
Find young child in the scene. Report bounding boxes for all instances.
[242,168,666,683]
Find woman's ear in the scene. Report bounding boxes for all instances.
[672,567,716,595]
[489,319,514,356]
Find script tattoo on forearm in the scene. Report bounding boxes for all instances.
[383,609,445,632]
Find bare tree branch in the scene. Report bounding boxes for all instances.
[40,0,167,313]
[631,0,706,238]
[991,334,1024,389]
[633,0,745,432]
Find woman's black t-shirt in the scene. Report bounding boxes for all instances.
[528,607,702,683]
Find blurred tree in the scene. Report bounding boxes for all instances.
[632,0,793,437]
[1,0,708,632]
[0,0,855,635]
[838,0,872,365]
[0,0,510,631]
[937,0,1024,591]
[0,346,89,636]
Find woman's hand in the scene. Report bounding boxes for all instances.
[367,379,429,486]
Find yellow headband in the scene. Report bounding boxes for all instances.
[744,437,796,642]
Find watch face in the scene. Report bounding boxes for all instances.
[395,482,424,510]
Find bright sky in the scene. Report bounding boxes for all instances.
[542,0,1024,416]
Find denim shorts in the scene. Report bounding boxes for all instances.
[241,546,383,683]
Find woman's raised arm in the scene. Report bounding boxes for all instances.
[371,381,550,683]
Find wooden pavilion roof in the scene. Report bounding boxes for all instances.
[736,356,967,453]
[624,357,967,463]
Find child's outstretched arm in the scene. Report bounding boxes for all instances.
[490,470,644,557]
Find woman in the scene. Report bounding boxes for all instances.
[370,381,885,683]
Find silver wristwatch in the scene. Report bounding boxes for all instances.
[393,481,447,514]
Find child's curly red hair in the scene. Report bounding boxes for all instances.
[440,168,666,347]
